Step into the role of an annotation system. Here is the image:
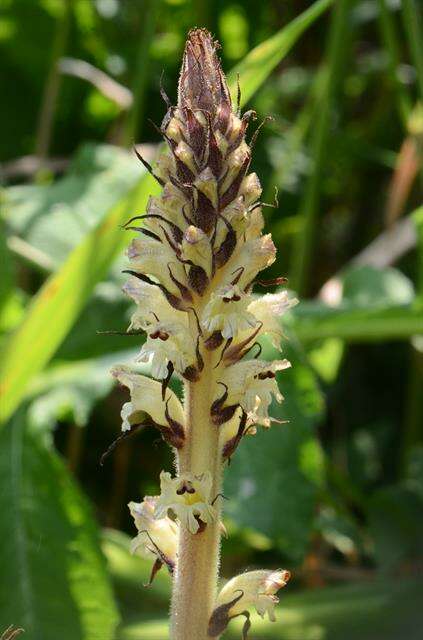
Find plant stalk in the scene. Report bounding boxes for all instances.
[35,0,71,160]
[402,0,423,100]
[123,0,159,145]
[170,322,222,640]
[377,0,412,126]
[291,0,352,296]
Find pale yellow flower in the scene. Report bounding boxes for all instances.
[215,569,290,622]
[129,497,178,569]
[202,284,257,339]
[111,365,184,431]
[155,471,217,534]
[218,359,291,427]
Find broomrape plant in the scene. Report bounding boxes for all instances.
[111,29,297,640]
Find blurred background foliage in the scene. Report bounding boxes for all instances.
[0,0,422,638]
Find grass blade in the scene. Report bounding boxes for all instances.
[290,300,423,343]
[227,0,333,106]
[291,0,353,295]
[402,0,423,100]
[378,0,412,125]
[0,218,14,318]
[123,0,159,144]
[0,172,159,424]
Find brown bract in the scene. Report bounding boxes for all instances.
[178,28,231,119]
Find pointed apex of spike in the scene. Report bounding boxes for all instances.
[178,28,232,117]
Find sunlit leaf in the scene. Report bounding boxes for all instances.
[342,265,414,307]
[3,144,142,269]
[0,412,119,639]
[26,349,136,430]
[0,172,159,424]
[290,299,423,343]
[0,218,14,319]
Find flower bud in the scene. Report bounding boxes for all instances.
[194,167,218,209]
[240,172,262,206]
[181,225,212,276]
[178,28,231,118]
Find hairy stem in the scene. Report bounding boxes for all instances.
[170,334,222,640]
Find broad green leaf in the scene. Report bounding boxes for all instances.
[24,348,144,433]
[3,144,142,269]
[26,348,136,431]
[342,265,414,307]
[225,339,325,563]
[227,0,333,105]
[0,172,159,424]
[307,337,345,383]
[0,413,119,638]
[55,282,136,361]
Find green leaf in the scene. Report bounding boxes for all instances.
[342,265,415,307]
[307,337,345,383]
[0,218,14,314]
[0,171,159,424]
[55,282,135,361]
[227,0,333,106]
[290,264,422,343]
[291,300,423,343]
[0,413,119,638]
[3,144,142,269]
[24,348,142,433]
[224,339,325,563]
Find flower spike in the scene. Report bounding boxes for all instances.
[110,27,297,640]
